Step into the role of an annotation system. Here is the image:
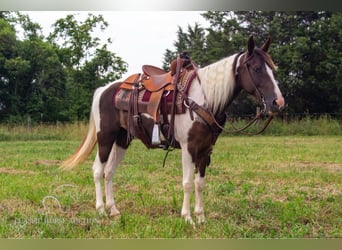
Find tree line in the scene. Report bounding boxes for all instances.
[0,12,127,123]
[0,11,341,124]
[163,11,342,117]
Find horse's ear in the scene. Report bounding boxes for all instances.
[261,36,272,52]
[247,35,255,56]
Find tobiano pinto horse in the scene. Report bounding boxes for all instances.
[61,36,285,224]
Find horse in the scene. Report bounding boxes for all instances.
[61,36,285,224]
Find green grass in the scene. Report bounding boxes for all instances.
[1,130,341,238]
[224,116,342,136]
[0,116,341,141]
[0,122,88,141]
[0,120,342,238]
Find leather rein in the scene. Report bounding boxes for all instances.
[181,52,274,137]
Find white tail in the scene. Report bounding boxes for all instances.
[60,113,97,170]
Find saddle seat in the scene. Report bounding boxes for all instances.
[142,65,167,76]
[121,65,174,92]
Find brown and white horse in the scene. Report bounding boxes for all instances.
[62,36,284,224]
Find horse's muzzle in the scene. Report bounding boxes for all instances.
[269,96,285,115]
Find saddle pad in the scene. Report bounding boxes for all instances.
[114,88,185,115]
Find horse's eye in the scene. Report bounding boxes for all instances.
[253,67,262,73]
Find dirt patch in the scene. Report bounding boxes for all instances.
[295,161,342,172]
[34,160,62,166]
[0,199,36,214]
[0,167,35,175]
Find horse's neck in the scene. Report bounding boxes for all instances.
[197,54,238,115]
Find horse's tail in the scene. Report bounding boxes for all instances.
[61,112,97,170]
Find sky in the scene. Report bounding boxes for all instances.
[24,11,209,79]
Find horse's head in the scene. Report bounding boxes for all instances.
[236,36,285,115]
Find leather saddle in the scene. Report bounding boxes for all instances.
[114,53,197,149]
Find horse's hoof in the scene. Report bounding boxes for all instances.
[196,214,205,224]
[97,209,108,217]
[183,215,195,226]
[97,206,106,216]
[109,207,121,217]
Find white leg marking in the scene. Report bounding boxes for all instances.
[194,173,205,223]
[180,145,195,224]
[92,152,105,215]
[104,144,126,217]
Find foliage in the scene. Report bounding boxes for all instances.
[1,11,341,123]
[164,11,342,116]
[0,12,127,123]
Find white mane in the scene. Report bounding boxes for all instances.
[197,54,237,114]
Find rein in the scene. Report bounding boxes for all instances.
[189,97,274,136]
[218,112,274,136]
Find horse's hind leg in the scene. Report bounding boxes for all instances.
[93,152,106,214]
[93,129,117,215]
[104,143,126,217]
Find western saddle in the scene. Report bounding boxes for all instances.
[114,52,197,149]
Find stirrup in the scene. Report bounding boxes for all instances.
[151,123,161,145]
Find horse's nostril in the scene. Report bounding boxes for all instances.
[272,99,279,109]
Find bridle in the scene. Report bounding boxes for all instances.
[235,51,267,114]
[210,51,274,135]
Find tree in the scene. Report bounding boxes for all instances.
[162,23,207,70]
[48,14,127,121]
[0,12,128,123]
[0,13,69,123]
[18,39,68,122]
[163,11,342,116]
[0,17,17,121]
[48,14,108,69]
[203,11,245,62]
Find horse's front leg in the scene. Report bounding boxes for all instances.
[194,172,205,223]
[181,146,195,224]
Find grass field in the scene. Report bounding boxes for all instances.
[0,123,342,238]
